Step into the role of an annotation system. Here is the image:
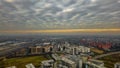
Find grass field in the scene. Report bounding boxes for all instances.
[91,48,104,54]
[0,55,48,68]
[98,53,120,68]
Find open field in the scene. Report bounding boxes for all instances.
[91,48,104,54]
[98,53,120,68]
[0,55,48,68]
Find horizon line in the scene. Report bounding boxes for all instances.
[0,29,120,33]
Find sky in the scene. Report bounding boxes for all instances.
[0,0,120,34]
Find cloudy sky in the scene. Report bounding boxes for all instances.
[0,0,120,33]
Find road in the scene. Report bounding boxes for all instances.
[93,51,120,59]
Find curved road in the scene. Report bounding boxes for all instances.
[93,51,120,59]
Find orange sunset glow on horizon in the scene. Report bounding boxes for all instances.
[0,29,120,34]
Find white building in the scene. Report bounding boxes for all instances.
[59,57,76,68]
[114,63,120,68]
[6,66,16,68]
[64,45,90,55]
[25,63,35,68]
[41,60,55,68]
[85,59,106,68]
[66,55,83,68]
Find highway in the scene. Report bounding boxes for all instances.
[93,51,120,59]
